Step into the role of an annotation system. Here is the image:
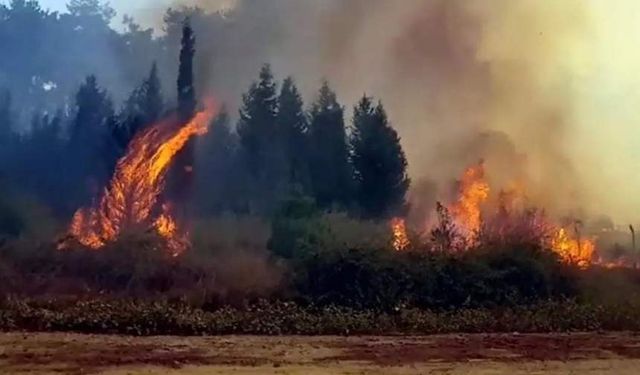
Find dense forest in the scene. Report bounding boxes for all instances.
[0,0,410,238]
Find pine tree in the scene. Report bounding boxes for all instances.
[139,62,163,124]
[195,108,240,215]
[70,75,114,155]
[237,64,285,213]
[350,96,410,219]
[68,75,115,204]
[307,81,352,210]
[277,77,309,194]
[177,18,196,122]
[116,62,164,149]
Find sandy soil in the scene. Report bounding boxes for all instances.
[2,332,640,374]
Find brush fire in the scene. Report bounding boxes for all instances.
[63,101,218,256]
[391,161,617,269]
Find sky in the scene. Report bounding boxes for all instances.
[37,0,235,29]
[38,0,162,13]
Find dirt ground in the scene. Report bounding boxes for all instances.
[2,332,640,374]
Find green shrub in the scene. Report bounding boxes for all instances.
[267,196,332,259]
[291,243,578,311]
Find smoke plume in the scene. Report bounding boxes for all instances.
[136,0,639,226]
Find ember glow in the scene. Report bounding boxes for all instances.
[67,101,218,255]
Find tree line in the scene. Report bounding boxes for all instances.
[198,64,410,219]
[0,10,410,238]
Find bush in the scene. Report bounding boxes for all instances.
[291,244,578,311]
[0,233,218,302]
[267,196,332,259]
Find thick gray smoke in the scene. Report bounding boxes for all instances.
[133,0,637,227]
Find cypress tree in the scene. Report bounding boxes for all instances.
[170,18,197,213]
[177,18,196,122]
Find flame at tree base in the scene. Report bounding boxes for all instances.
[66,101,217,256]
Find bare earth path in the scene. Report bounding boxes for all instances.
[2,332,640,374]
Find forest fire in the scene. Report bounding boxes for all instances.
[66,102,218,255]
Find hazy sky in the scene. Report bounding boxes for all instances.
[38,0,162,13]
[36,0,235,28]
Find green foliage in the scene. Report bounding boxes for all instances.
[237,64,287,213]
[115,62,164,150]
[277,77,311,194]
[350,96,410,219]
[177,19,196,121]
[68,75,116,206]
[194,109,243,215]
[308,81,352,210]
[292,244,577,311]
[267,196,331,260]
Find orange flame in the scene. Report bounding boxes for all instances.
[67,101,218,255]
[449,162,490,241]
[391,217,410,251]
[550,227,596,268]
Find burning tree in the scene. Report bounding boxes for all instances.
[67,102,218,255]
